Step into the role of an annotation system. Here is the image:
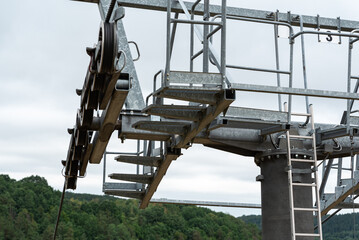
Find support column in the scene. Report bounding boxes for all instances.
[256,152,315,240]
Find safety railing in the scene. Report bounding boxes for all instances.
[208,13,359,124]
[166,0,228,88]
[209,14,295,121]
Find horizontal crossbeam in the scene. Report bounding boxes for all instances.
[73,0,359,32]
[150,198,261,209]
[232,83,359,100]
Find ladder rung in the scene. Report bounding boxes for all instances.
[293,207,318,212]
[295,233,320,237]
[289,135,313,139]
[291,112,311,117]
[292,183,316,187]
[290,159,315,163]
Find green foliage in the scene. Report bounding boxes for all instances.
[240,213,359,240]
[0,175,261,239]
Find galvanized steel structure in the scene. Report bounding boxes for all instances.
[63,0,359,239]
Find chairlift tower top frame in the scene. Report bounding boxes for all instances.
[64,0,359,239]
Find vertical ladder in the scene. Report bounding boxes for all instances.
[285,104,323,240]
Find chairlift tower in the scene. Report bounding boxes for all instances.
[63,0,359,239]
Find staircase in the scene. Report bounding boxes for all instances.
[103,70,235,208]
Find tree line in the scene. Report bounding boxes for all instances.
[0,175,261,240]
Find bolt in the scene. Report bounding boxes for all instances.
[266,12,274,18]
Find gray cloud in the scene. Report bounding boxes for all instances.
[2,0,359,217]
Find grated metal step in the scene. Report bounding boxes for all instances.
[133,121,191,135]
[143,104,206,121]
[115,155,163,167]
[109,173,154,184]
[104,189,145,199]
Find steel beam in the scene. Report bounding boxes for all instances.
[150,198,261,209]
[99,0,145,110]
[89,83,129,164]
[139,148,181,209]
[232,83,359,100]
[174,89,235,148]
[321,171,359,216]
[74,0,359,32]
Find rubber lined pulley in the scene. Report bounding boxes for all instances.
[97,21,118,73]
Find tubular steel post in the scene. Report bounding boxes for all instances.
[299,16,310,114]
[137,140,140,175]
[274,11,282,112]
[347,40,353,130]
[103,150,107,187]
[165,0,172,80]
[170,13,179,58]
[203,0,210,72]
[190,0,201,72]
[337,158,343,186]
[221,0,227,88]
[288,35,294,122]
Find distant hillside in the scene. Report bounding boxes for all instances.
[240,212,359,240]
[0,175,261,239]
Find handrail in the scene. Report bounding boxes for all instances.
[209,15,294,75]
[346,29,359,130]
[146,70,164,107]
[171,19,223,26]
[292,30,359,41]
[210,15,294,40]
[191,0,202,14]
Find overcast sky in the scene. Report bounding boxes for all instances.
[2,0,359,217]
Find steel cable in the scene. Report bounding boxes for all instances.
[105,0,117,23]
[53,179,67,240]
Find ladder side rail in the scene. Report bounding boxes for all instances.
[284,103,296,240]
[310,105,323,240]
[286,130,296,240]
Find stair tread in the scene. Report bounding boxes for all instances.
[109,173,154,184]
[144,104,206,111]
[116,156,162,167]
[104,189,145,199]
[143,104,206,121]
